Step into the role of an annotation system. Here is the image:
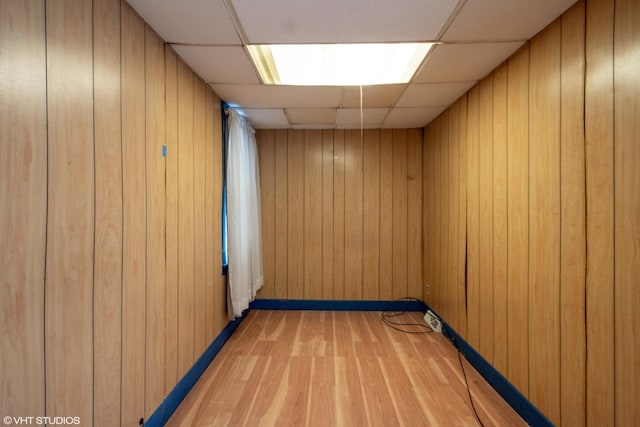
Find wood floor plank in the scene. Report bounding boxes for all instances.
[167,310,526,427]
[278,356,313,426]
[308,357,337,427]
[358,355,401,427]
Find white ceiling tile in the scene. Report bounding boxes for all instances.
[172,46,259,84]
[127,0,241,44]
[443,0,577,41]
[414,42,524,83]
[287,108,336,125]
[229,0,458,43]
[340,85,406,108]
[383,107,445,128]
[292,124,336,130]
[211,85,343,108]
[396,82,476,107]
[240,108,290,129]
[129,0,578,129]
[336,108,389,128]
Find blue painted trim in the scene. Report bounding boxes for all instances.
[249,299,427,312]
[423,304,553,427]
[144,310,248,427]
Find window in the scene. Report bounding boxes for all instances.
[221,101,229,274]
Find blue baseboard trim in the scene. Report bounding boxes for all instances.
[423,304,553,427]
[249,298,427,312]
[144,309,248,427]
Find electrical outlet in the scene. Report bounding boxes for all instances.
[425,283,431,294]
[424,310,442,333]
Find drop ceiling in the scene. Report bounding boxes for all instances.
[127,0,577,129]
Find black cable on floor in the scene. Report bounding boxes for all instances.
[381,297,485,426]
[379,297,432,334]
[446,333,485,427]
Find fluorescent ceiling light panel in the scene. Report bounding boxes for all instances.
[247,43,433,86]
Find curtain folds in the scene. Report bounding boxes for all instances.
[226,110,263,318]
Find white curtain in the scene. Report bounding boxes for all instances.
[226,109,263,318]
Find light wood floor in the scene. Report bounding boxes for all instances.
[166,310,525,426]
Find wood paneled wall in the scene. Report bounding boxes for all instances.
[423,0,639,425]
[257,129,423,301]
[0,1,227,425]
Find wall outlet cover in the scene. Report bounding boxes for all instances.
[424,310,442,333]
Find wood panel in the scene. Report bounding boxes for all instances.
[422,125,432,305]
[2,0,232,422]
[322,130,335,299]
[430,120,441,311]
[0,0,47,418]
[456,95,468,338]
[177,58,195,378]
[506,45,530,395]
[193,77,206,357]
[614,0,640,423]
[210,95,227,337]
[259,130,276,298]
[121,4,146,423]
[304,130,323,299]
[344,130,363,299]
[560,3,586,426]
[204,88,217,340]
[259,128,420,303]
[164,45,179,394]
[447,101,460,331]
[492,63,508,376]
[425,121,437,308]
[379,130,393,300]
[288,130,304,298]
[144,26,167,418]
[93,0,122,424]
[274,129,289,299]
[417,3,640,424]
[333,130,345,300]
[392,129,408,299]
[478,76,494,362]
[8,0,640,424]
[407,129,422,299]
[438,113,449,321]
[45,0,95,421]
[465,85,480,349]
[363,129,381,299]
[528,20,561,424]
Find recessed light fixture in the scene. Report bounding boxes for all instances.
[247,43,433,86]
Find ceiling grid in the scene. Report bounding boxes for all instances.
[127,0,577,129]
